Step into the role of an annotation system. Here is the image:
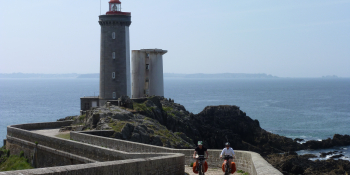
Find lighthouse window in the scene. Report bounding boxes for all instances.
[112,52,115,59]
[112,92,116,99]
[146,64,150,70]
[112,32,115,39]
[145,79,149,89]
[112,72,115,79]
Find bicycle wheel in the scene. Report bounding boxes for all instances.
[225,162,229,175]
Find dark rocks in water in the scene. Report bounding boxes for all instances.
[302,134,350,150]
[320,151,333,158]
[266,153,350,175]
[294,138,304,142]
[330,154,344,159]
[300,154,318,159]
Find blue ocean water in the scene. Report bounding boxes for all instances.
[0,78,349,159]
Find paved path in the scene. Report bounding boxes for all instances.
[30,128,67,137]
[30,129,244,175]
[185,166,241,175]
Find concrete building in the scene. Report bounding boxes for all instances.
[98,0,132,106]
[131,49,167,98]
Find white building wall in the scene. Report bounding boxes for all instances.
[131,49,167,99]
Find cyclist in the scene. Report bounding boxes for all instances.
[193,141,208,173]
[220,142,235,165]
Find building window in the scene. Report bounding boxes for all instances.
[146,53,150,58]
[112,72,115,79]
[113,92,116,99]
[146,64,150,70]
[112,52,115,59]
[145,79,149,89]
[112,32,115,39]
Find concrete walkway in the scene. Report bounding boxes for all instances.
[185,166,242,175]
[29,129,244,175]
[30,128,66,137]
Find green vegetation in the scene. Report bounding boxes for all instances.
[133,102,155,114]
[108,121,132,132]
[56,133,70,140]
[0,147,33,172]
[190,162,194,167]
[162,106,173,112]
[237,170,249,175]
[78,114,86,120]
[0,155,33,171]
[147,125,184,146]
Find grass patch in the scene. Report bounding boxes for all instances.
[133,102,155,113]
[0,155,33,171]
[108,121,131,132]
[78,114,86,120]
[162,106,173,112]
[237,170,249,175]
[56,133,70,140]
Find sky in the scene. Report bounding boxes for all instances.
[0,0,349,77]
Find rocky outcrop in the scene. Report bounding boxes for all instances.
[62,96,350,156]
[60,96,350,174]
[302,134,350,150]
[266,152,350,175]
[131,97,300,155]
[65,103,195,149]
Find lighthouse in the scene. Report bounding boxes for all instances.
[98,0,131,106]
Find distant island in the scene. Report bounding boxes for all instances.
[0,73,79,79]
[164,73,278,79]
[0,73,278,79]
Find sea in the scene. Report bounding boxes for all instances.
[0,78,349,160]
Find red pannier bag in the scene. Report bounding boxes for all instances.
[192,161,208,174]
[221,161,236,174]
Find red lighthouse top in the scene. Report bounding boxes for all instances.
[106,0,131,15]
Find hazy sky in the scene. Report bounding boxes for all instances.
[1,0,349,77]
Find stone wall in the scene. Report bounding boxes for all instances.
[71,131,282,175]
[6,136,95,168]
[4,122,185,175]
[2,154,185,175]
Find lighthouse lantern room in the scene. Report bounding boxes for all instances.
[106,0,130,15]
[109,0,121,12]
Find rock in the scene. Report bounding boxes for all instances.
[330,154,344,159]
[111,132,123,139]
[302,135,350,150]
[96,123,112,130]
[131,125,150,144]
[299,154,317,159]
[320,151,333,158]
[57,116,77,121]
[150,136,163,146]
[266,153,350,175]
[121,123,134,140]
[64,96,350,173]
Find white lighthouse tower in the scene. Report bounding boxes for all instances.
[131,49,167,98]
